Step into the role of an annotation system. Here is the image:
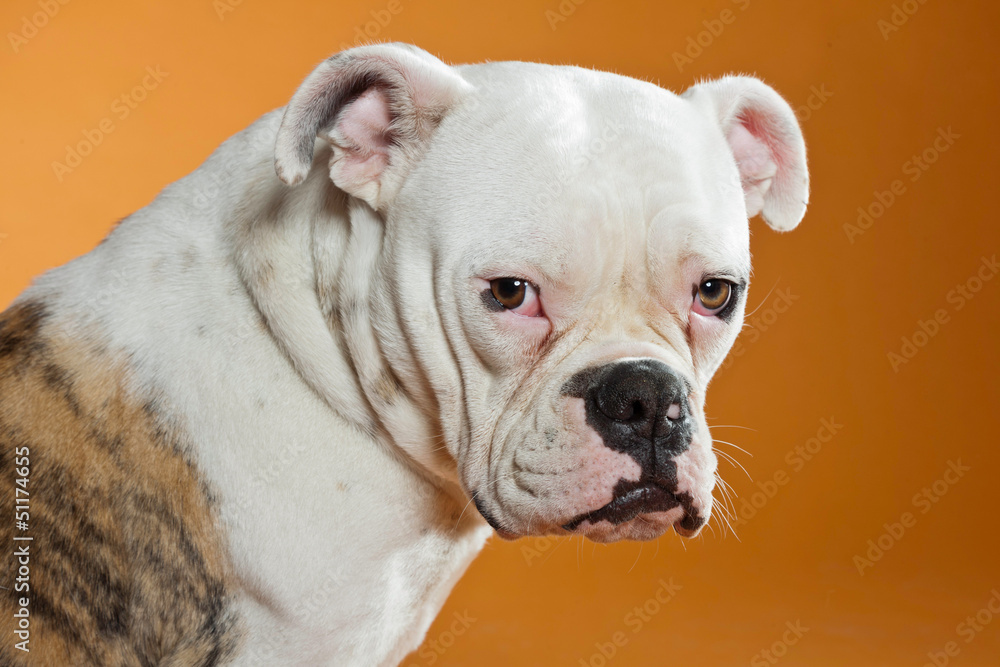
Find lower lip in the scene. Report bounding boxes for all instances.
[564,483,681,530]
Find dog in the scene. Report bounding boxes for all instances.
[0,43,808,666]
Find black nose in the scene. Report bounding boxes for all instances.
[563,359,693,476]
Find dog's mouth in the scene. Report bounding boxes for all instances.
[562,480,704,535]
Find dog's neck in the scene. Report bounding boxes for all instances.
[19,110,491,663]
[228,137,469,505]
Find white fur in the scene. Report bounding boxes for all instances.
[683,75,810,231]
[17,44,807,665]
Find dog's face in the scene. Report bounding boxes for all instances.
[388,65,753,542]
[274,45,808,542]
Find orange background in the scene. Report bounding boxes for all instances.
[1,1,998,665]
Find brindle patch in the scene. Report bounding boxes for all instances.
[0,301,241,666]
[372,368,401,404]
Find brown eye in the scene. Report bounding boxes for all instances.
[490,278,527,309]
[697,279,732,312]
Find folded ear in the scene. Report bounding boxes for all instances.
[274,43,470,210]
[683,76,809,231]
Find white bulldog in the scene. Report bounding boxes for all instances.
[0,44,806,666]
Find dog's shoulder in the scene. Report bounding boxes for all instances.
[0,299,242,666]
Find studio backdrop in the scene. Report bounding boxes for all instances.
[1,1,997,665]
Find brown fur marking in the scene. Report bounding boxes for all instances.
[0,301,240,666]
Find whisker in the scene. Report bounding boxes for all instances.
[539,535,568,567]
[714,474,739,503]
[454,496,478,531]
[742,281,779,322]
[712,472,735,509]
[708,424,757,432]
[713,481,736,519]
[712,512,729,540]
[716,507,741,542]
[714,448,753,481]
[712,438,754,457]
[628,543,643,574]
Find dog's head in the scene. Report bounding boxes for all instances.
[274,44,808,542]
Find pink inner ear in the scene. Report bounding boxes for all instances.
[726,116,779,218]
[325,87,393,197]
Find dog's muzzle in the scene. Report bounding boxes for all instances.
[562,359,705,533]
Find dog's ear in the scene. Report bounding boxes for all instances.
[274,43,469,209]
[683,76,809,232]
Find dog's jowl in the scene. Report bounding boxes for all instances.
[1,43,807,665]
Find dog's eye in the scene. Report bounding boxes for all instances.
[491,278,526,308]
[488,278,542,317]
[695,279,733,314]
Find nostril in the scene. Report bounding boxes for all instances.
[567,359,694,460]
[623,400,645,422]
[586,361,690,433]
[596,394,643,422]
